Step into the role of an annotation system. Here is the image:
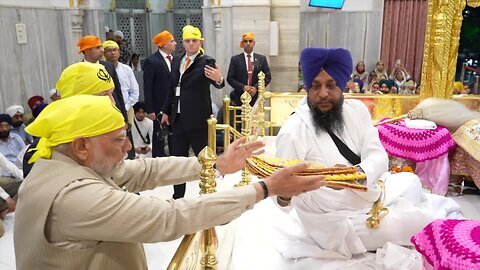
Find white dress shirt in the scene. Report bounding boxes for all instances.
[158,49,172,72]
[115,62,140,111]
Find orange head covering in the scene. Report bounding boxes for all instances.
[240,32,255,48]
[77,35,102,53]
[152,31,174,47]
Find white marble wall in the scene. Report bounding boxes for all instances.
[203,0,302,104]
[0,6,76,111]
[269,0,300,92]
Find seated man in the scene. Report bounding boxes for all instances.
[14,95,326,269]
[131,101,154,158]
[6,105,33,145]
[0,114,24,220]
[273,47,462,259]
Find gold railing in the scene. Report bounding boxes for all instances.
[166,128,218,269]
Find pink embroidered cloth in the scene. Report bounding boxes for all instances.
[377,120,456,162]
[411,219,480,270]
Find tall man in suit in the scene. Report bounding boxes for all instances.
[143,31,177,157]
[78,35,135,159]
[227,32,272,107]
[164,25,225,199]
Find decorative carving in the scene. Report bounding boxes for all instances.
[213,12,222,29]
[236,91,252,187]
[467,0,480,8]
[421,0,468,99]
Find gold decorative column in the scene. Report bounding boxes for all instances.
[197,124,218,268]
[420,0,466,99]
[236,91,252,187]
[256,72,267,137]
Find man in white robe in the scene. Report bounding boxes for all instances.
[273,47,461,260]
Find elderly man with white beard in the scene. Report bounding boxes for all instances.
[272,47,462,260]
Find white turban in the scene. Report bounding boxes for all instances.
[6,105,24,118]
[114,30,124,39]
[49,88,59,97]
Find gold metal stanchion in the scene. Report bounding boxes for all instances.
[235,91,252,187]
[197,117,219,269]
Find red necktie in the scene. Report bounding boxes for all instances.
[247,54,253,86]
[166,55,172,64]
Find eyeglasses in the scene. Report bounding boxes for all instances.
[243,40,254,43]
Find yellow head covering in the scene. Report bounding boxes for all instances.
[240,32,255,48]
[182,25,204,41]
[102,40,119,49]
[55,62,114,98]
[25,95,125,163]
[453,81,464,93]
[152,31,174,47]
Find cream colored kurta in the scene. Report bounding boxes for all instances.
[14,151,256,269]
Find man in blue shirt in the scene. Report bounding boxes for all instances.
[0,114,24,220]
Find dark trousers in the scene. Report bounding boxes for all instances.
[170,115,208,199]
[0,177,21,212]
[152,120,167,157]
[126,128,135,159]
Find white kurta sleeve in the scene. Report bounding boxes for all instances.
[353,101,389,185]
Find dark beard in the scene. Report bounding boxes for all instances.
[307,96,344,134]
[0,131,10,138]
[11,121,22,128]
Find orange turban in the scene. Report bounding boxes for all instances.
[152,31,174,47]
[240,32,255,48]
[77,35,102,53]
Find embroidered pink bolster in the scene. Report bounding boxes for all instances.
[411,219,480,270]
[377,119,456,162]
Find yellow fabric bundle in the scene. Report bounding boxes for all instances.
[25,95,125,163]
[56,62,114,98]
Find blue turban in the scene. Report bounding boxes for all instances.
[300,47,353,92]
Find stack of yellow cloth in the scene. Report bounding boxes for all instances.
[245,155,368,192]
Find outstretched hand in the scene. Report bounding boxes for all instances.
[215,137,264,175]
[262,163,326,198]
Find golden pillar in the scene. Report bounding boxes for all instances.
[420,0,466,99]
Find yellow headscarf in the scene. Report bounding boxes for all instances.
[182,25,204,41]
[182,25,205,54]
[25,95,125,163]
[102,40,119,49]
[55,62,114,98]
[453,81,464,93]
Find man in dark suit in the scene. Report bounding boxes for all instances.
[143,31,177,157]
[227,32,272,107]
[164,25,225,199]
[78,35,134,159]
